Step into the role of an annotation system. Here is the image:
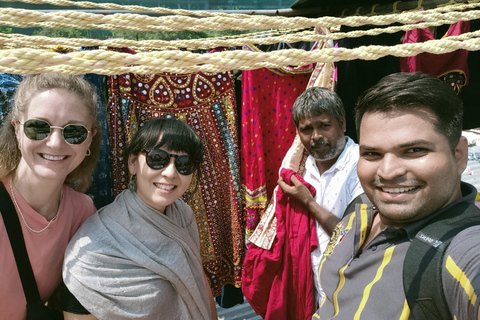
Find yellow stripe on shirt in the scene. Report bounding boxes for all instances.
[358,204,369,248]
[354,246,396,320]
[399,299,410,320]
[332,264,349,317]
[320,211,358,311]
[445,255,478,306]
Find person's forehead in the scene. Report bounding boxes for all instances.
[359,109,446,146]
[299,112,337,124]
[360,108,437,128]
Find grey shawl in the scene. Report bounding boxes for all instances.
[63,189,211,320]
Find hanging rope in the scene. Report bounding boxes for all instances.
[0,30,477,75]
[1,3,480,31]
[0,0,478,74]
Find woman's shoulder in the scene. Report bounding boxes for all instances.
[62,185,97,226]
[63,185,95,207]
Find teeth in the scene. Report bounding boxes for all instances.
[154,183,175,191]
[42,154,66,161]
[382,187,417,194]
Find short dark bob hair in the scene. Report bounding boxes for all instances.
[125,118,204,172]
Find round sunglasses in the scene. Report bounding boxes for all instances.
[141,148,196,176]
[20,119,90,145]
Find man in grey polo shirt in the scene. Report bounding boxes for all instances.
[313,72,480,319]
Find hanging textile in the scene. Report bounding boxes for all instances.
[241,68,311,239]
[107,61,244,296]
[247,27,336,250]
[82,76,115,208]
[241,33,329,240]
[0,74,22,124]
[243,28,341,319]
[400,20,470,94]
[80,47,115,209]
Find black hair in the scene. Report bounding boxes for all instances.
[125,118,203,171]
[355,72,463,151]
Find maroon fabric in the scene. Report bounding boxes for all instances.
[400,21,470,88]
[242,168,317,320]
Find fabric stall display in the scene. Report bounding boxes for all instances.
[242,168,317,320]
[241,49,313,239]
[81,47,115,208]
[400,20,470,94]
[107,57,244,296]
[83,72,115,208]
[243,29,336,319]
[0,73,22,124]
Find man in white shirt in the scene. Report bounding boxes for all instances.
[278,87,363,306]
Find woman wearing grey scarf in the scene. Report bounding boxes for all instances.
[62,118,217,320]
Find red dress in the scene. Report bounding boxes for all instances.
[400,21,470,93]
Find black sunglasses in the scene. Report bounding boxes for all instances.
[141,148,196,175]
[20,119,90,145]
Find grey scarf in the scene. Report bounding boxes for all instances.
[63,189,211,320]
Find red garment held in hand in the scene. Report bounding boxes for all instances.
[242,168,318,320]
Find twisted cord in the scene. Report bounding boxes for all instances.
[0,0,248,17]
[0,2,479,32]
[0,0,477,74]
[0,32,477,75]
[0,17,476,51]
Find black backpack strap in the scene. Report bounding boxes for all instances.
[0,182,41,303]
[403,202,480,320]
[343,193,371,219]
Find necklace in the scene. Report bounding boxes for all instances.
[9,178,62,234]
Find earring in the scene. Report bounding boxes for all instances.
[128,174,137,191]
[85,149,91,156]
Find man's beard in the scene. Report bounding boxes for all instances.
[310,137,346,162]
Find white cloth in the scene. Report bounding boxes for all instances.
[303,136,363,305]
[63,189,211,320]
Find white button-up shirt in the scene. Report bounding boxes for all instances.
[302,136,363,306]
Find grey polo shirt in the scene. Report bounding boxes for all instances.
[314,182,480,320]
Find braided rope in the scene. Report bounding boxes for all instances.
[0,29,319,51]
[1,2,480,32]
[0,0,249,17]
[0,0,477,74]
[2,0,479,19]
[0,16,475,52]
[0,32,477,75]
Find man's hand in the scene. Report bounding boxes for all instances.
[277,174,315,209]
[277,174,340,236]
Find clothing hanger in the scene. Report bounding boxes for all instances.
[367,4,380,16]
[416,0,424,10]
[392,1,402,14]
